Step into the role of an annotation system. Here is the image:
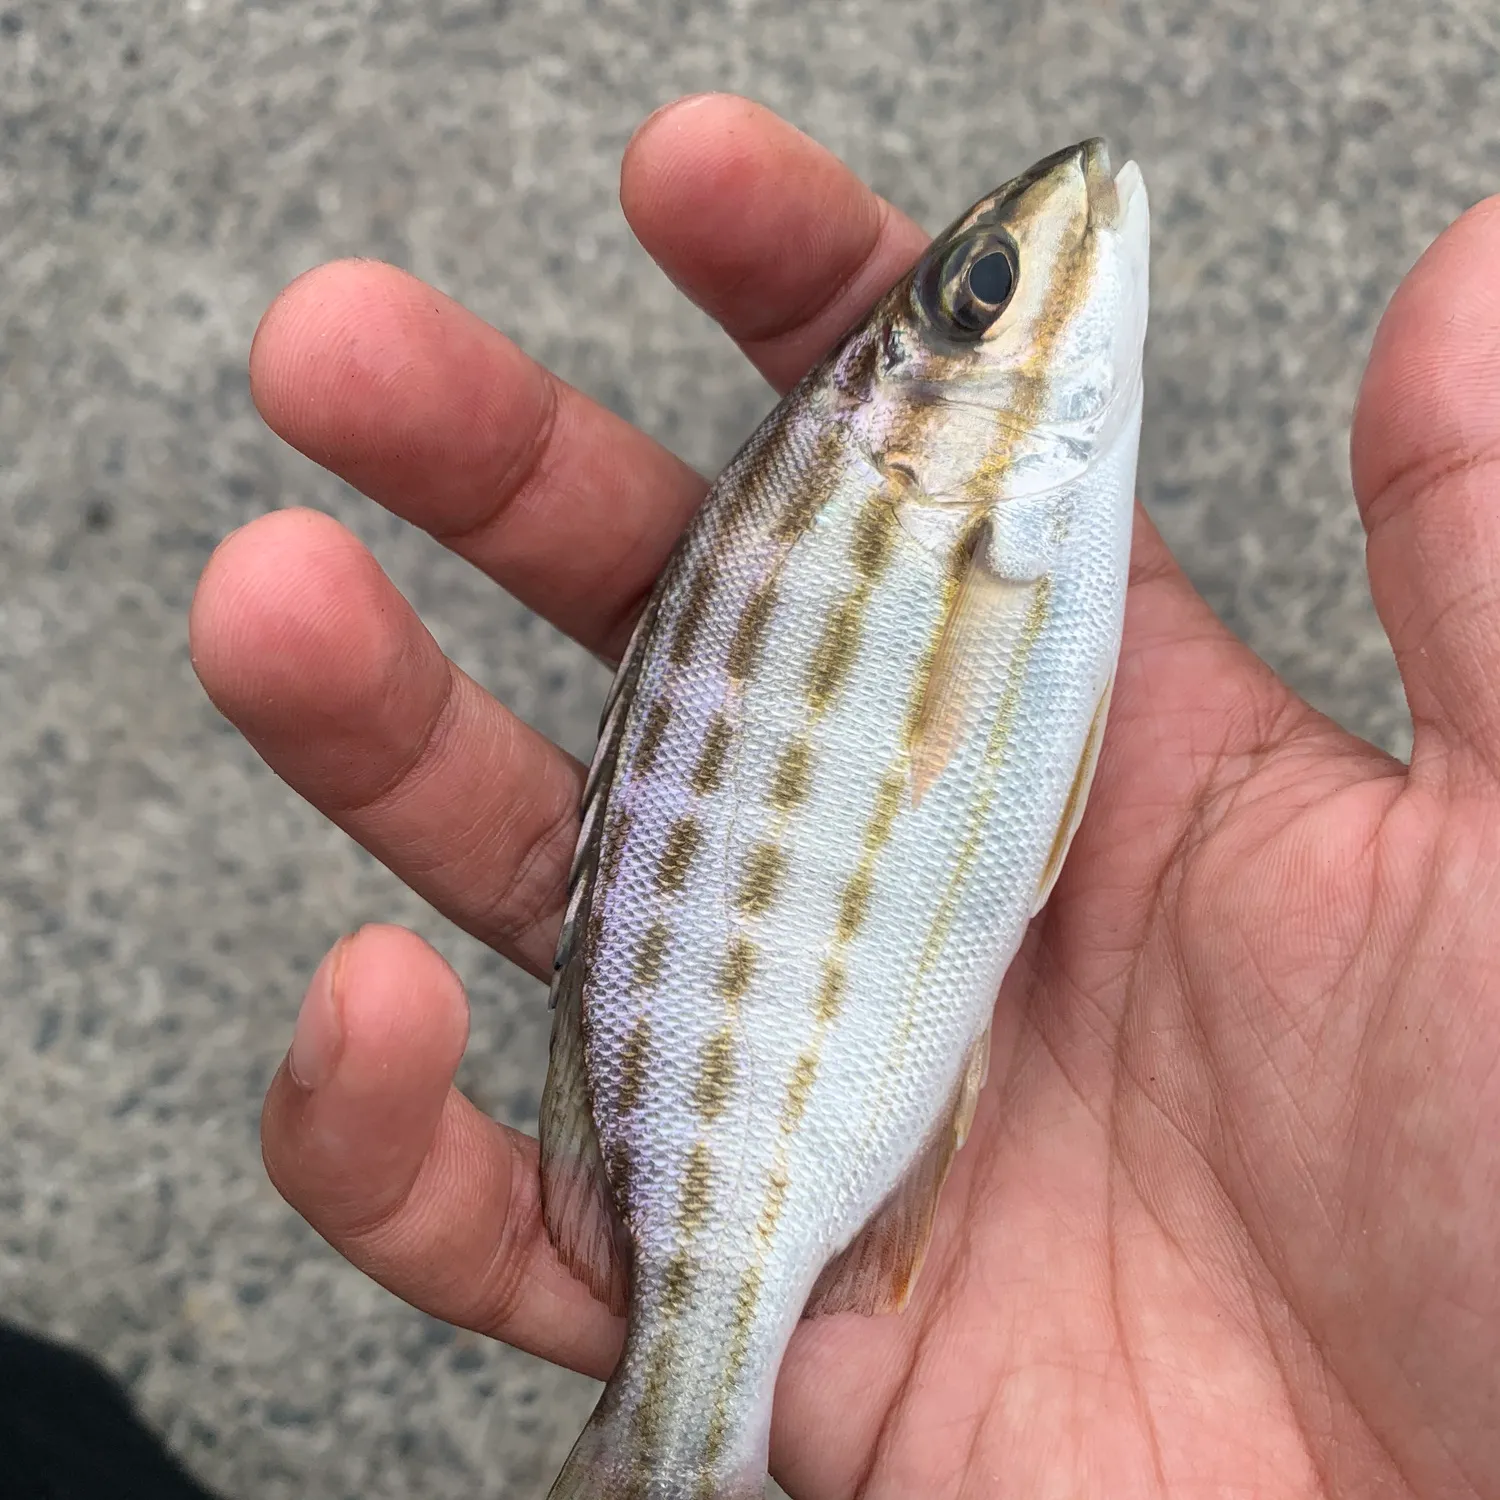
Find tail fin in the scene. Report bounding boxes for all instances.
[546,1384,766,1499]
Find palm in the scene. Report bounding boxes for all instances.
[191,96,1500,1498]
[786,613,1491,1498]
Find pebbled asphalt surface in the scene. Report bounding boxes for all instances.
[2,0,1498,1495]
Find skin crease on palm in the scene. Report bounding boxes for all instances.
[186,93,1500,1498]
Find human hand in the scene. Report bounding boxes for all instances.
[189,94,1500,1497]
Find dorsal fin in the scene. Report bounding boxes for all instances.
[802,1024,990,1318]
[538,595,663,1310]
[548,597,660,1001]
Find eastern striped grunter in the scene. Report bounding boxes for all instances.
[541,139,1150,1498]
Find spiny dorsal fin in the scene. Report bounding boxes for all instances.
[538,595,663,1309]
[548,596,660,1001]
[802,1025,991,1318]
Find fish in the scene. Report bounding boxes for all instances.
[539,138,1150,1499]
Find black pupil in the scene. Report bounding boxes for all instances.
[967,251,1014,307]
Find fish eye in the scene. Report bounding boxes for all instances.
[915,231,1020,340]
[966,252,1014,308]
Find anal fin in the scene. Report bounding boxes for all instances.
[802,1025,991,1318]
[1032,668,1114,916]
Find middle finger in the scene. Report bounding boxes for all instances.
[248,96,929,662]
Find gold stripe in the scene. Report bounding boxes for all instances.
[867,770,904,847]
[608,1134,633,1216]
[656,816,702,893]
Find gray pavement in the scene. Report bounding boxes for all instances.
[1,0,1496,1495]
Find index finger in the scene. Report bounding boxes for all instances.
[249,96,929,661]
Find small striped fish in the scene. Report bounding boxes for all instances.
[541,139,1149,1499]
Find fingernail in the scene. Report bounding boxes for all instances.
[288,936,351,1090]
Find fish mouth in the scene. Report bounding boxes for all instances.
[1077,137,1144,231]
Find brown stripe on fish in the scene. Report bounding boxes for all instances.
[814,959,846,1022]
[633,921,669,989]
[633,1326,679,1463]
[770,424,847,542]
[715,935,756,1006]
[836,868,874,942]
[802,484,905,716]
[756,1164,790,1244]
[677,1141,714,1236]
[656,816,703,893]
[667,567,716,668]
[901,545,967,751]
[735,842,787,916]
[699,1260,766,1474]
[607,1134,634,1217]
[600,806,632,890]
[769,736,813,810]
[699,1158,791,1475]
[850,487,899,580]
[661,1250,694,1316]
[867,769,905,847]
[805,595,864,714]
[632,700,672,778]
[693,1028,736,1121]
[782,1052,820,1132]
[690,712,733,795]
[727,580,777,681]
[616,1015,652,1114]
[902,515,989,754]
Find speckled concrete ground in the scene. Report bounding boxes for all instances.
[2,1,1497,1495]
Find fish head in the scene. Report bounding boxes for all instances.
[833,139,1150,503]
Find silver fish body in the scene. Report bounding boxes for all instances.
[541,140,1150,1499]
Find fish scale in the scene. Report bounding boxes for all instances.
[540,138,1150,1499]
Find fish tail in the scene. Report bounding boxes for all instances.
[546,1380,766,1500]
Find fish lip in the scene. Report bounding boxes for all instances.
[1077,136,1141,231]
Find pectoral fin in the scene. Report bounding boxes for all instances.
[909,519,1034,805]
[802,1026,990,1318]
